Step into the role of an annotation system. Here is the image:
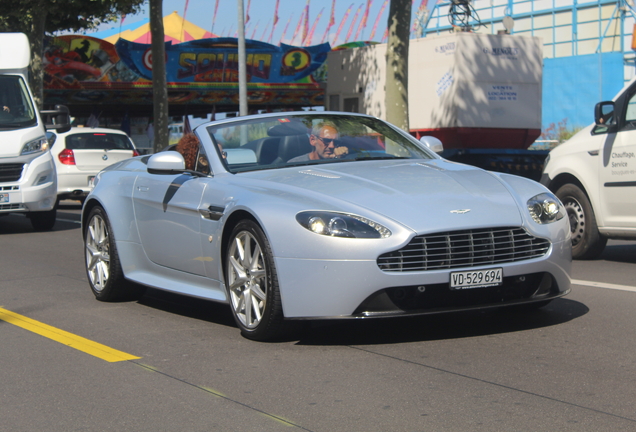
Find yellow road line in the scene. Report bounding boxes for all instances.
[0,307,140,363]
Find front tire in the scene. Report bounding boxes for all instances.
[556,183,607,259]
[225,220,288,341]
[30,208,56,231]
[84,206,145,301]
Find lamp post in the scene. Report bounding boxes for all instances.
[237,0,248,116]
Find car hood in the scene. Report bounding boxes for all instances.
[241,159,523,233]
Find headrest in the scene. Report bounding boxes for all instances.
[267,120,309,137]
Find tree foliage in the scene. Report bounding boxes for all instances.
[0,0,145,107]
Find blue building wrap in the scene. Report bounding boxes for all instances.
[543,52,624,130]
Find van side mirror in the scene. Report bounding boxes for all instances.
[41,104,71,133]
[594,101,615,128]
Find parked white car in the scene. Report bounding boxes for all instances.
[49,127,138,202]
[541,77,636,259]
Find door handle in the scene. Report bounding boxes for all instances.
[588,150,599,156]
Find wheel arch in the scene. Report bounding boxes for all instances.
[548,173,589,199]
[220,209,260,278]
[81,197,103,238]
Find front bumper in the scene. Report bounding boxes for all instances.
[0,153,57,213]
[275,237,571,319]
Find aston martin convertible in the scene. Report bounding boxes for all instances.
[82,112,571,341]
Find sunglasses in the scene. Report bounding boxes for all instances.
[314,136,339,146]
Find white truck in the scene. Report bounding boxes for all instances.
[541,77,636,259]
[0,32,70,231]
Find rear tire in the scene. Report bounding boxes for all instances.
[84,206,145,301]
[30,208,57,231]
[225,220,291,341]
[556,184,607,259]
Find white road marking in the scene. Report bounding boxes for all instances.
[572,279,636,293]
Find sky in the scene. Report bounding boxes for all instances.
[87,0,441,47]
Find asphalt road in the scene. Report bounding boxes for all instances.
[2,201,636,431]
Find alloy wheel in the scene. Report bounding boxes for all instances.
[85,214,110,292]
[227,230,268,329]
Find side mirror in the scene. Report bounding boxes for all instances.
[594,101,615,127]
[419,136,444,154]
[41,104,71,133]
[147,152,186,174]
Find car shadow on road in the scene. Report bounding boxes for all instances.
[297,298,588,346]
[0,213,79,234]
[597,242,636,264]
[138,288,237,328]
[134,289,588,345]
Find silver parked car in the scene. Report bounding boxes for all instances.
[82,112,571,341]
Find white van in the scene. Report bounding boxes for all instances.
[0,33,70,231]
[541,77,636,259]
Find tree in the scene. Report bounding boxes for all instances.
[0,0,144,108]
[149,0,169,152]
[385,0,412,131]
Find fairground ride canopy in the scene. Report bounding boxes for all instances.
[44,35,330,118]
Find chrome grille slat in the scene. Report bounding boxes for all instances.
[377,227,550,272]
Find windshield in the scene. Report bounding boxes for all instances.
[0,75,37,129]
[64,132,135,150]
[204,114,434,173]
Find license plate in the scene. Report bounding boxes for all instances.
[0,193,9,203]
[450,268,503,290]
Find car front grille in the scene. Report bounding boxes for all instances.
[377,227,550,272]
[0,164,24,182]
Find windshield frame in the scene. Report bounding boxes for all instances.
[202,112,437,174]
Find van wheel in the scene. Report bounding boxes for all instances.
[30,208,57,231]
[556,184,607,259]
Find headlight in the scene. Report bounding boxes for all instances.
[527,193,565,224]
[296,211,391,238]
[21,136,49,155]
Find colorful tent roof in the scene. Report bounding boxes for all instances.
[104,11,217,44]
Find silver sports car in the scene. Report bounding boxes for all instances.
[82,112,571,341]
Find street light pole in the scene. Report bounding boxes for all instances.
[237,0,248,116]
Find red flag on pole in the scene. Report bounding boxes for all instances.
[280,13,294,44]
[246,0,252,24]
[354,0,373,41]
[291,9,305,45]
[302,0,310,45]
[369,0,388,40]
[183,0,190,20]
[345,4,363,43]
[304,7,324,46]
[269,0,280,43]
[333,3,354,46]
[211,0,220,33]
[320,0,337,44]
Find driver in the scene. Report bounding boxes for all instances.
[288,121,348,162]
